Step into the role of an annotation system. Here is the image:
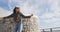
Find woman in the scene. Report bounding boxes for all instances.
[4,7,33,32]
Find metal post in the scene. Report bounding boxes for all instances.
[42,29,45,32]
[50,28,52,32]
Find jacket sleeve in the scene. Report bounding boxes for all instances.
[20,13,31,18]
[3,14,13,19]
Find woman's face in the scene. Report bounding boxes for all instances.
[15,8,20,13]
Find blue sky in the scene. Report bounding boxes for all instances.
[0,0,60,29]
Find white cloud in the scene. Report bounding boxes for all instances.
[1,0,60,28]
[50,0,60,13]
[8,0,60,28]
[8,0,47,15]
[40,0,60,28]
[0,7,12,17]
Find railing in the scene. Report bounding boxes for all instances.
[41,27,60,32]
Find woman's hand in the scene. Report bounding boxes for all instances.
[31,14,33,16]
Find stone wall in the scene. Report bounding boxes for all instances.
[0,16,40,32]
[0,18,16,32]
[22,16,40,32]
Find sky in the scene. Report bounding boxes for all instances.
[0,0,60,29]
